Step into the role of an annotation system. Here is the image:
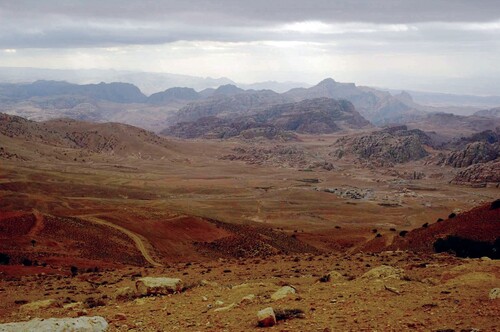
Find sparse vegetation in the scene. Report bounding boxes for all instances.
[0,253,10,265]
[434,236,499,259]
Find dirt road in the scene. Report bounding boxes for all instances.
[78,215,163,267]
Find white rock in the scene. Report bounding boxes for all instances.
[0,316,108,332]
[361,265,404,280]
[135,277,183,296]
[489,288,500,300]
[271,286,296,301]
[257,307,276,327]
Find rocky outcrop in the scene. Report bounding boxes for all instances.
[164,116,297,141]
[170,90,290,124]
[165,98,370,139]
[439,142,499,168]
[332,126,430,165]
[451,160,500,184]
[135,277,183,296]
[257,98,371,134]
[0,316,108,332]
[220,145,333,170]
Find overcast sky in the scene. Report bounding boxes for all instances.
[1,0,499,94]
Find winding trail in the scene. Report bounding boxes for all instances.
[77,215,163,267]
[28,209,45,237]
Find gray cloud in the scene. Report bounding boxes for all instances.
[1,0,500,48]
[0,0,499,95]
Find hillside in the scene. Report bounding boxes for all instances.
[388,200,500,257]
[0,113,176,161]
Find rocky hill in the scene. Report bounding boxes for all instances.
[451,161,500,185]
[474,107,500,118]
[255,98,371,134]
[438,142,499,168]
[165,98,370,139]
[284,78,425,125]
[404,112,500,139]
[147,87,200,105]
[164,116,297,141]
[170,90,291,124]
[332,126,431,166]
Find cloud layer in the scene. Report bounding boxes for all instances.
[1,0,499,94]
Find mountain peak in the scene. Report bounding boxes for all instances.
[317,78,337,86]
[396,91,414,103]
[213,84,244,96]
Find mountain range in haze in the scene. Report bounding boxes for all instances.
[1,77,500,138]
[2,67,500,110]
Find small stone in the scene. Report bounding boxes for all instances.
[213,303,237,312]
[489,288,500,300]
[114,313,127,321]
[240,294,255,305]
[215,300,224,306]
[202,296,208,302]
[77,309,88,317]
[257,307,276,327]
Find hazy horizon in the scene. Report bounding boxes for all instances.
[1,1,499,95]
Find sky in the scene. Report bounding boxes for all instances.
[1,0,500,95]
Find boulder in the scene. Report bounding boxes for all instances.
[135,277,183,296]
[489,288,500,300]
[0,316,108,332]
[257,307,276,327]
[361,265,404,280]
[271,286,296,301]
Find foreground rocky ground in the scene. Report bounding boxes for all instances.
[1,251,498,331]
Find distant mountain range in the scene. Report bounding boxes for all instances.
[0,67,308,95]
[1,77,499,139]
